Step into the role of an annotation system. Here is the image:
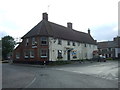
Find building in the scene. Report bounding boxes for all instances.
[98,36,120,59]
[0,40,2,61]
[13,13,97,63]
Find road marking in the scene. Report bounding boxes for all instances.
[25,77,36,88]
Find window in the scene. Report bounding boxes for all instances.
[84,44,87,47]
[25,38,29,46]
[24,51,29,58]
[57,50,63,59]
[16,52,20,59]
[72,50,77,58]
[30,50,34,58]
[41,37,47,45]
[58,39,62,45]
[89,44,91,48]
[40,49,48,58]
[32,37,35,45]
[78,42,80,46]
[67,41,70,45]
[73,42,75,46]
[108,48,111,51]
[112,48,114,51]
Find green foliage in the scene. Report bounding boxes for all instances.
[2,35,16,60]
[106,57,113,60]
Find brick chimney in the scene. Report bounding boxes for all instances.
[88,28,90,35]
[42,12,48,21]
[67,22,72,29]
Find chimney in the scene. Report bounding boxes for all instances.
[67,22,72,29]
[42,12,48,21]
[88,28,90,35]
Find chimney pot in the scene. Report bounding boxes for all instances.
[42,12,48,21]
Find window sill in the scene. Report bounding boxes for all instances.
[40,44,48,46]
[41,56,47,58]
[30,56,34,58]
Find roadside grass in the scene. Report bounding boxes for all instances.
[47,61,72,66]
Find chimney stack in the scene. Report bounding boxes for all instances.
[67,22,72,29]
[88,28,90,35]
[42,12,48,21]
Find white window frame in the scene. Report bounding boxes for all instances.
[32,37,35,45]
[67,41,70,45]
[73,42,75,46]
[24,51,29,58]
[58,39,62,45]
[40,49,48,58]
[16,53,20,59]
[25,38,29,46]
[41,37,47,45]
[30,50,34,58]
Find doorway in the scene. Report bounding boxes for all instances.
[67,50,71,60]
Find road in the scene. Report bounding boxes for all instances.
[2,61,119,88]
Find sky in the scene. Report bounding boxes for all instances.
[0,0,119,42]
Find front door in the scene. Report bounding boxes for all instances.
[67,50,70,60]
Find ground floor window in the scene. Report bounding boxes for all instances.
[30,50,34,58]
[24,50,35,59]
[57,50,63,59]
[40,49,48,58]
[72,50,77,58]
[16,52,20,59]
[24,50,29,58]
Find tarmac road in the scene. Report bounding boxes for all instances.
[2,61,118,88]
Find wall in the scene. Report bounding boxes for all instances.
[13,36,49,62]
[115,48,120,58]
[49,37,97,61]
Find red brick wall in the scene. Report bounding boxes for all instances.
[13,36,49,62]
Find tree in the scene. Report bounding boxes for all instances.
[2,35,16,60]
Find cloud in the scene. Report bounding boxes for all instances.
[91,23,118,41]
[0,0,119,41]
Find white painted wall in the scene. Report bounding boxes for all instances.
[115,48,120,57]
[49,37,97,61]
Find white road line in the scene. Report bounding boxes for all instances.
[25,77,36,88]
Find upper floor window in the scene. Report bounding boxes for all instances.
[108,48,112,51]
[67,41,70,45]
[41,37,47,45]
[32,37,35,45]
[78,42,80,46]
[25,38,29,46]
[84,44,87,47]
[73,42,75,46]
[58,39,62,45]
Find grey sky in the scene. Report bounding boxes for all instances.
[0,0,119,41]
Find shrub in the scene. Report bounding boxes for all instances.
[106,57,113,60]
